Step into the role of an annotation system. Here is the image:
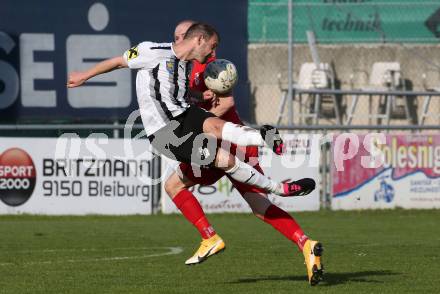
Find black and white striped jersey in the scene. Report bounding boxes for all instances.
[123,41,191,136]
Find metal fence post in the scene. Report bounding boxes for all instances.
[321,133,327,209]
[287,0,294,126]
[113,121,119,138]
[152,154,162,214]
[325,136,332,209]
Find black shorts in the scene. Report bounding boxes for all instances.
[149,105,218,166]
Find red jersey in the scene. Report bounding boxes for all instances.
[189,57,242,125]
[181,56,263,190]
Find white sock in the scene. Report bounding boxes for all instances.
[221,122,265,147]
[225,159,283,195]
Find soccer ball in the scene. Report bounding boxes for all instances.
[204,59,238,94]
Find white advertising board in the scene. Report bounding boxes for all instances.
[0,137,154,215]
[332,133,440,210]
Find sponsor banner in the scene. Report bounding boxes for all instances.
[250,0,440,43]
[0,0,249,121]
[161,134,321,214]
[332,134,440,210]
[0,138,154,215]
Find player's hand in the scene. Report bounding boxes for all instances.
[67,72,88,88]
[216,90,233,98]
[202,90,216,101]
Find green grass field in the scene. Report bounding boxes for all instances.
[1,210,439,293]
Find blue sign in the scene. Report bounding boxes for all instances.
[0,0,249,122]
[374,175,395,203]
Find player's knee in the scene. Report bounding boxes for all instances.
[242,192,272,218]
[226,154,236,168]
[247,202,265,219]
[164,177,185,198]
[251,210,265,220]
[203,117,225,137]
[215,149,236,170]
[164,179,174,197]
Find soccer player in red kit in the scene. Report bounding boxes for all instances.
[165,20,323,286]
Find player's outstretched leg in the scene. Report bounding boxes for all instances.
[203,118,285,155]
[302,240,324,286]
[215,149,316,196]
[165,173,225,265]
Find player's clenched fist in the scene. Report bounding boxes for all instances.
[67,72,88,88]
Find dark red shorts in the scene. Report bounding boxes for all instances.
[178,144,266,195]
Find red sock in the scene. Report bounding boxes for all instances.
[263,205,308,251]
[172,189,216,239]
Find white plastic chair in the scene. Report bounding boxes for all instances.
[369,62,402,89]
[277,62,341,124]
[419,72,440,125]
[346,62,410,125]
[297,62,330,89]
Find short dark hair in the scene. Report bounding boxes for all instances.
[184,22,220,42]
[176,19,195,27]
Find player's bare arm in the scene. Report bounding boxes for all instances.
[188,89,216,103]
[187,89,204,103]
[207,94,235,117]
[67,56,128,88]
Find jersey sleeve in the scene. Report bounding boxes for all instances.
[123,41,156,69]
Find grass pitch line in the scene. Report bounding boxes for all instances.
[0,246,183,267]
[1,246,177,254]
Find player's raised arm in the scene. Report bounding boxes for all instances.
[67,56,128,88]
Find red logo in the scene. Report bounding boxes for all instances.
[194,72,200,86]
[0,148,36,206]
